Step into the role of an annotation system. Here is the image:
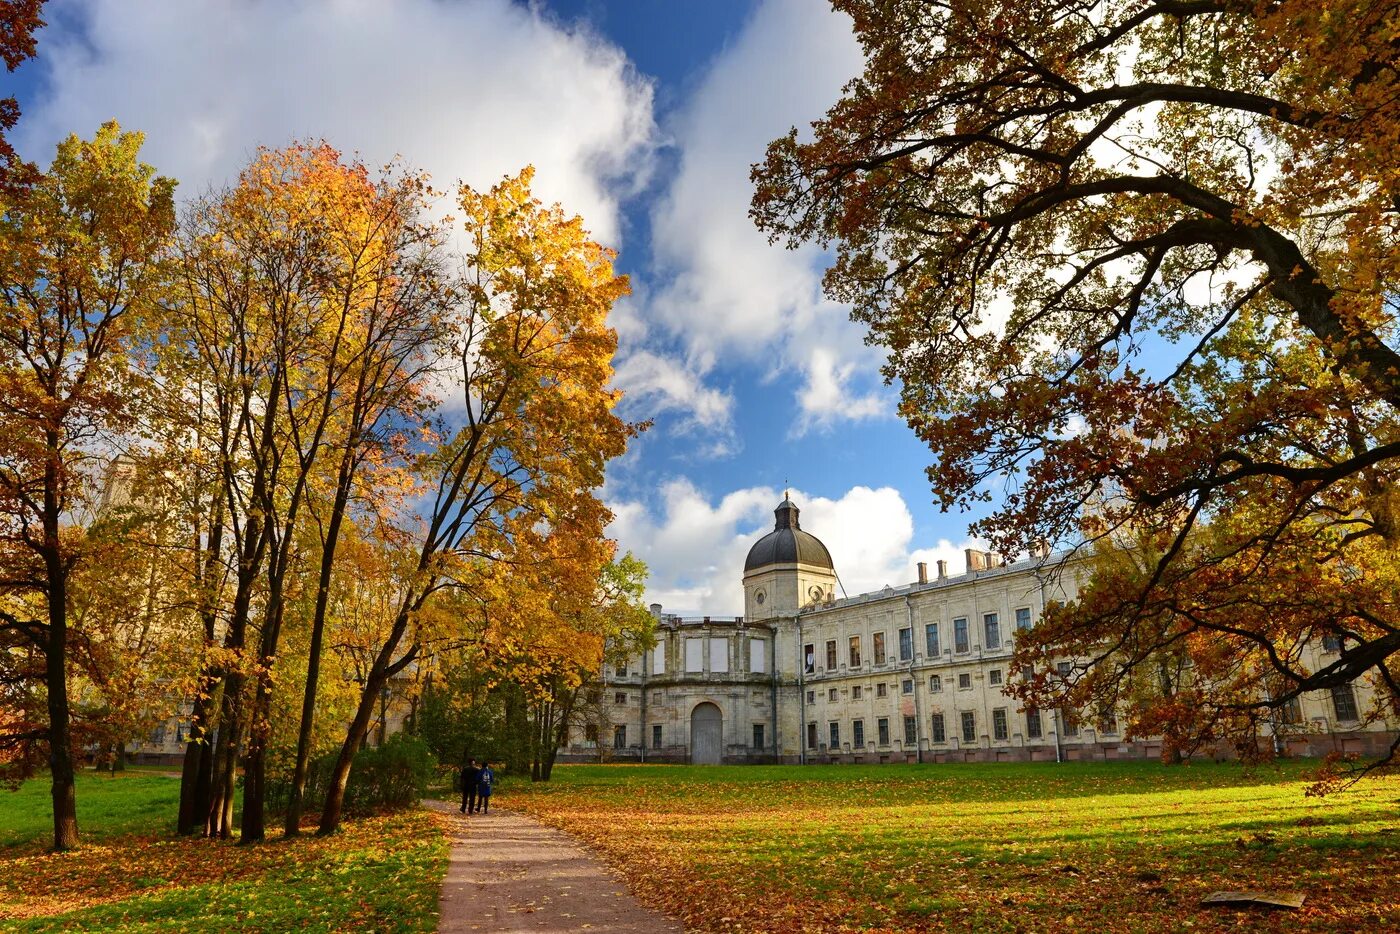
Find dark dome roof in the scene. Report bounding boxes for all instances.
[744,498,834,573]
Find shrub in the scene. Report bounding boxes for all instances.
[267,733,438,817]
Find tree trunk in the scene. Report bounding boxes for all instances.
[317,665,386,835]
[43,433,79,852]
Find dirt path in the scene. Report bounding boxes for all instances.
[426,800,683,933]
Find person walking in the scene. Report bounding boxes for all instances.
[460,757,480,815]
[476,760,494,814]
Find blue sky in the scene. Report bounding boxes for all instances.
[8,0,990,613]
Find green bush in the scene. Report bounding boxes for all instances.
[267,733,438,817]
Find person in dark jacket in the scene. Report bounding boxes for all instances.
[476,761,494,814]
[460,758,480,814]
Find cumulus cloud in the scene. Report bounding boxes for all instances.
[609,482,981,616]
[18,0,658,246]
[612,350,737,454]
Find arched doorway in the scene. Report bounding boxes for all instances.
[690,702,723,765]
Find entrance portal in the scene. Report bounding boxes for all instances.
[690,702,722,765]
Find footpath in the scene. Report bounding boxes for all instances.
[426,800,683,933]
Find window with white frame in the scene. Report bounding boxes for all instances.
[988,668,1002,686]
[954,617,969,653]
[930,712,946,743]
[930,674,942,692]
[958,672,972,690]
[960,710,976,743]
[993,708,1008,741]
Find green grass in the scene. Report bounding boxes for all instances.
[0,771,449,932]
[507,759,1400,933]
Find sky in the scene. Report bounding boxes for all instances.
[7,0,992,614]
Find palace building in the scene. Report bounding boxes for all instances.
[559,496,1397,765]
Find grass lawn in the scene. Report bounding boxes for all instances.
[0,770,449,932]
[506,759,1400,933]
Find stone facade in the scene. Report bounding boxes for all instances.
[557,497,1398,765]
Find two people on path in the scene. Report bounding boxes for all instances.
[459,757,494,814]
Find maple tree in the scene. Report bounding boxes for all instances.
[753,0,1400,770]
[0,0,44,191]
[316,167,636,834]
[0,122,175,849]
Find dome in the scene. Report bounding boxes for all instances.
[744,497,834,573]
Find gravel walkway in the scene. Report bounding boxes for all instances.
[426,799,682,933]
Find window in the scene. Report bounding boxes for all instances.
[1332,683,1360,722]
[652,724,663,748]
[613,725,626,749]
[958,673,972,690]
[873,631,887,664]
[829,721,840,748]
[1322,634,1343,653]
[853,719,865,746]
[1061,710,1079,737]
[819,640,833,670]
[685,638,704,672]
[828,688,839,703]
[984,612,1001,650]
[651,642,666,675]
[954,617,969,653]
[804,643,815,674]
[807,721,818,749]
[806,690,815,704]
[616,664,628,677]
[1016,607,1032,631]
[852,685,863,700]
[1281,696,1303,725]
[899,627,913,661]
[903,715,917,745]
[753,723,765,748]
[710,637,729,673]
[961,711,976,743]
[614,692,627,705]
[585,724,599,743]
[1097,710,1118,734]
[931,712,946,743]
[652,691,663,703]
[925,623,941,657]
[988,669,1002,686]
[901,679,914,695]
[1057,660,1073,678]
[993,708,1008,741]
[877,682,888,698]
[849,636,861,667]
[749,638,766,673]
[877,717,891,745]
[929,674,942,693]
[1026,707,1043,739]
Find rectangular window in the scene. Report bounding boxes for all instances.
[1057,660,1073,678]
[929,674,942,692]
[685,638,704,672]
[1062,710,1079,737]
[828,688,838,703]
[1097,710,1118,734]
[804,643,815,674]
[961,710,976,743]
[826,640,837,670]
[1026,707,1043,739]
[873,631,887,665]
[931,712,946,743]
[806,690,815,704]
[749,638,766,673]
[1015,607,1032,631]
[984,612,1001,650]
[849,636,861,667]
[853,719,865,746]
[852,685,863,700]
[954,617,969,653]
[613,725,626,749]
[993,708,1008,741]
[652,724,663,748]
[1281,696,1303,725]
[616,664,628,677]
[585,723,598,743]
[877,717,890,745]
[903,715,917,745]
[652,642,666,675]
[925,623,940,657]
[899,627,913,661]
[877,682,888,698]
[901,679,913,695]
[710,637,729,673]
[829,721,840,748]
[958,673,972,690]
[614,692,627,705]
[753,723,765,748]
[807,721,818,750]
[1322,634,1343,653]
[1332,684,1360,722]
[988,669,1002,686]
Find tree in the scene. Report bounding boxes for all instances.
[753,1,1400,775]
[0,0,45,190]
[0,123,175,849]
[317,167,636,834]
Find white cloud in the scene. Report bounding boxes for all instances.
[613,349,736,454]
[19,0,658,247]
[609,481,981,616]
[640,0,891,430]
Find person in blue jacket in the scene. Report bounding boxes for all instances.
[475,761,495,814]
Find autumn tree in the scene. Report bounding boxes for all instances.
[753,1,1400,771]
[0,123,175,849]
[317,167,636,834]
[0,0,45,190]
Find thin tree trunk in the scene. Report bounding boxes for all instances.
[43,431,79,852]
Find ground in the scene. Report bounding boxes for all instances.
[507,759,1400,933]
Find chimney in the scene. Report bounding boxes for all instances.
[916,561,928,584]
[986,551,1005,568]
[649,603,663,618]
[965,548,987,572]
[1030,539,1050,559]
